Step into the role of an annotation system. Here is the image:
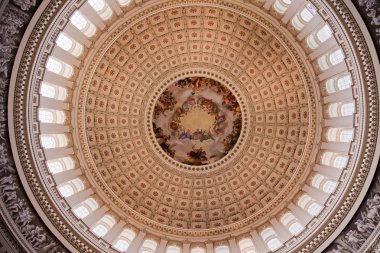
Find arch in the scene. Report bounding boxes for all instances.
[260,227,282,251]
[306,24,333,49]
[92,214,116,237]
[38,108,66,124]
[56,32,84,57]
[140,239,158,253]
[73,197,99,219]
[88,0,113,20]
[40,134,68,149]
[238,238,256,253]
[46,57,74,78]
[166,245,181,253]
[46,156,75,173]
[280,212,304,235]
[297,194,322,216]
[58,178,85,197]
[215,245,230,253]
[321,151,348,169]
[70,11,97,37]
[113,228,136,252]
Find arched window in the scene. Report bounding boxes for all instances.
[88,0,113,20]
[70,11,97,37]
[337,75,352,90]
[273,0,292,14]
[40,81,68,101]
[318,49,344,71]
[260,227,282,251]
[92,214,116,237]
[238,238,256,253]
[191,248,205,253]
[56,33,84,57]
[297,194,322,216]
[311,174,337,194]
[166,245,181,253]
[46,156,75,173]
[321,151,348,169]
[40,134,68,149]
[73,197,99,218]
[46,57,74,78]
[215,245,230,253]
[326,128,353,142]
[325,74,352,94]
[328,101,355,117]
[38,108,66,124]
[140,239,158,253]
[58,178,85,197]
[306,24,332,49]
[291,4,316,30]
[280,212,304,235]
[113,228,136,252]
[117,0,132,6]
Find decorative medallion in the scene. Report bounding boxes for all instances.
[153,77,242,166]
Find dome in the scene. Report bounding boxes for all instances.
[1,0,380,252]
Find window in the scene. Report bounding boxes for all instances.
[191,248,205,253]
[166,245,181,253]
[46,57,74,78]
[114,229,136,251]
[321,151,348,168]
[326,128,353,142]
[325,75,352,94]
[298,194,322,216]
[333,155,348,169]
[73,197,99,218]
[92,214,116,237]
[323,181,337,193]
[58,178,85,197]
[140,239,157,253]
[38,108,66,124]
[46,157,75,173]
[70,11,97,37]
[280,212,304,235]
[273,0,292,14]
[291,4,316,30]
[307,24,332,49]
[238,238,256,253]
[328,102,355,117]
[40,134,68,149]
[260,227,283,251]
[117,0,132,6]
[329,49,344,65]
[341,102,355,116]
[337,75,352,90]
[339,129,353,142]
[88,0,113,20]
[40,82,68,100]
[215,246,230,253]
[56,33,84,57]
[308,203,322,216]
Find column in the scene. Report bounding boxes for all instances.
[250,230,270,253]
[65,188,94,207]
[156,238,168,253]
[64,23,92,47]
[228,238,241,253]
[183,242,190,253]
[82,205,108,227]
[40,123,70,134]
[52,47,81,67]
[269,218,293,243]
[39,96,69,110]
[314,164,342,180]
[53,168,82,184]
[103,220,126,244]
[126,230,146,253]
[318,62,347,81]
[206,242,214,253]
[297,16,323,40]
[45,147,74,160]
[288,203,313,227]
[281,0,306,24]
[43,71,73,88]
[323,116,354,128]
[303,185,329,204]
[81,2,106,30]
[323,89,353,104]
[321,142,350,153]
[310,37,336,60]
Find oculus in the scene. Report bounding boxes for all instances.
[153,77,242,166]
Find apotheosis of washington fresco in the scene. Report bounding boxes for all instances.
[153,77,242,166]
